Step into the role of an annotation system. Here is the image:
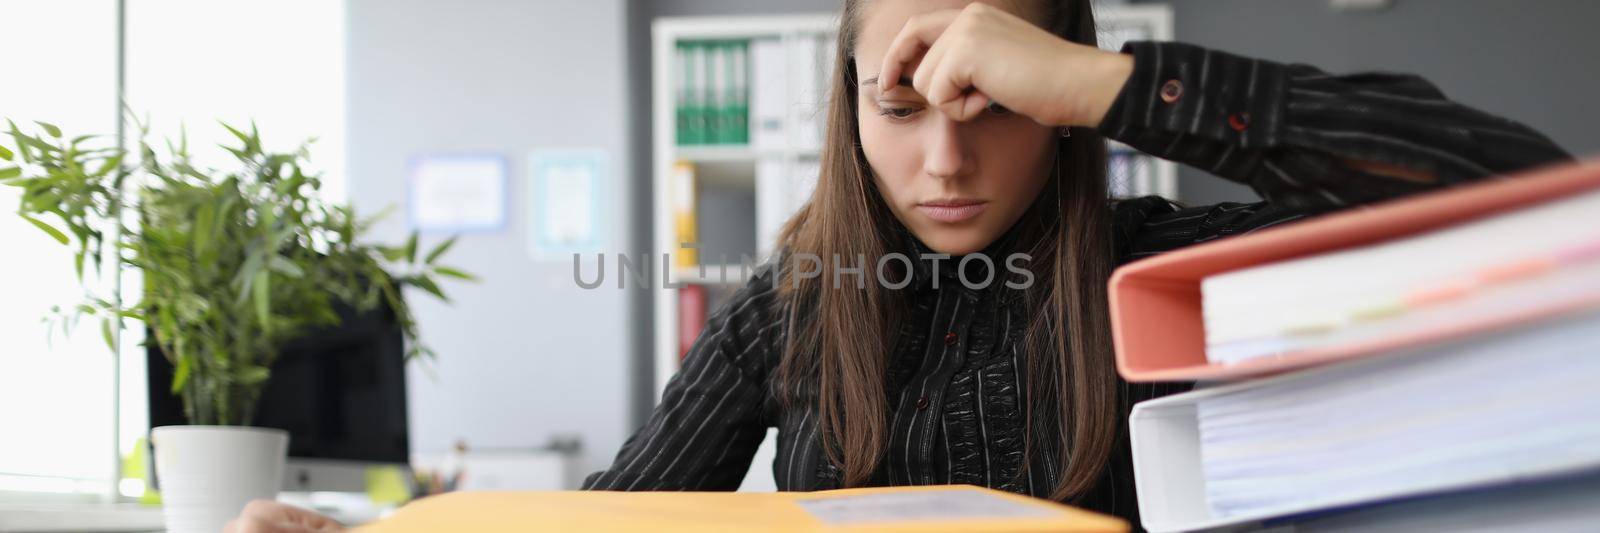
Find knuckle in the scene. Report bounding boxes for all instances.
[243,499,274,514]
[230,517,264,533]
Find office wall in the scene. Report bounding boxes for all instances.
[346,0,634,480]
[1133,0,1600,205]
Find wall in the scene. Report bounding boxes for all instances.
[1133,0,1600,205]
[346,0,634,480]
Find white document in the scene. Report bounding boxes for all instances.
[1201,188,1600,364]
[1196,308,1600,518]
[749,37,787,150]
[409,155,507,232]
[795,488,1055,525]
[528,149,605,259]
[755,157,819,257]
[1130,307,1600,532]
[788,34,825,152]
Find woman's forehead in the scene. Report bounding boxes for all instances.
[853,0,1039,68]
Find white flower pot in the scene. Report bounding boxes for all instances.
[151,425,289,533]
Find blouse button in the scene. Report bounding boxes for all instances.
[916,396,930,410]
[1229,111,1252,131]
[943,332,959,346]
[1159,79,1183,103]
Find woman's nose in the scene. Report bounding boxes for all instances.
[923,116,974,180]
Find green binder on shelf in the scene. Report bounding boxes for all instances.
[708,40,728,144]
[679,40,707,145]
[675,42,691,145]
[675,39,752,147]
[729,40,749,145]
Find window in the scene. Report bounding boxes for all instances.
[0,0,121,495]
[0,0,344,498]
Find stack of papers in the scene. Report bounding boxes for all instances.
[1194,309,1600,519]
[355,485,1127,532]
[1202,188,1600,365]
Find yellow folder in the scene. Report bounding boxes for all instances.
[355,484,1127,532]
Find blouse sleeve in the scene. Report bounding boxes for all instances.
[1097,40,1574,262]
[580,265,782,491]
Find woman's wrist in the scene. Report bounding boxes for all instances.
[1082,50,1135,129]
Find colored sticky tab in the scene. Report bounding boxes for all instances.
[367,465,412,505]
[1477,257,1555,283]
[1557,239,1600,263]
[1404,277,1474,307]
[1350,299,1406,322]
[123,436,161,505]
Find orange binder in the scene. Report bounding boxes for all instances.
[1110,156,1600,382]
[354,485,1127,532]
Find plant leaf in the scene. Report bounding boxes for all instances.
[100,317,115,351]
[267,255,304,278]
[252,270,270,329]
[0,166,19,180]
[90,154,123,177]
[0,144,12,161]
[15,132,55,153]
[404,232,418,263]
[220,121,251,147]
[171,355,191,394]
[238,365,270,386]
[35,121,61,138]
[379,245,407,262]
[193,202,215,257]
[20,214,69,244]
[432,266,477,281]
[412,275,448,302]
[424,235,458,264]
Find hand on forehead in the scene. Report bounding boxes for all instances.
[853,0,1042,95]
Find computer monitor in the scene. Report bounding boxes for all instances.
[146,298,410,492]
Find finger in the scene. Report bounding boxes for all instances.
[225,516,270,533]
[299,511,344,531]
[922,48,984,121]
[909,29,949,101]
[957,91,991,122]
[878,9,960,91]
[243,499,283,519]
[277,503,343,530]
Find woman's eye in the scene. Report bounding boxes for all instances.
[878,105,919,121]
[986,100,1012,116]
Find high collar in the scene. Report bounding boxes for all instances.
[890,217,1027,294]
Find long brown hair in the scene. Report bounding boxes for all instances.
[773,0,1116,503]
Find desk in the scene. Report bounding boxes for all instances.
[0,504,163,532]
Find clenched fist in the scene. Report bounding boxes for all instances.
[876,3,1133,127]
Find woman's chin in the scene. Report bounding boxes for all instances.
[913,230,996,257]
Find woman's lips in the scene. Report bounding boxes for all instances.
[916,200,988,223]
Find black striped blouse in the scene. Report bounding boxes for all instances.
[581,40,1573,528]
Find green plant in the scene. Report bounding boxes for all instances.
[1,116,474,426]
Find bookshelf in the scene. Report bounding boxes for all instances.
[649,6,1175,491]
[651,13,838,402]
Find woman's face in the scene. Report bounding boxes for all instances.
[854,0,1056,256]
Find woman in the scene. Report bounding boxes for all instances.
[580,0,1570,522]
[228,0,1571,530]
